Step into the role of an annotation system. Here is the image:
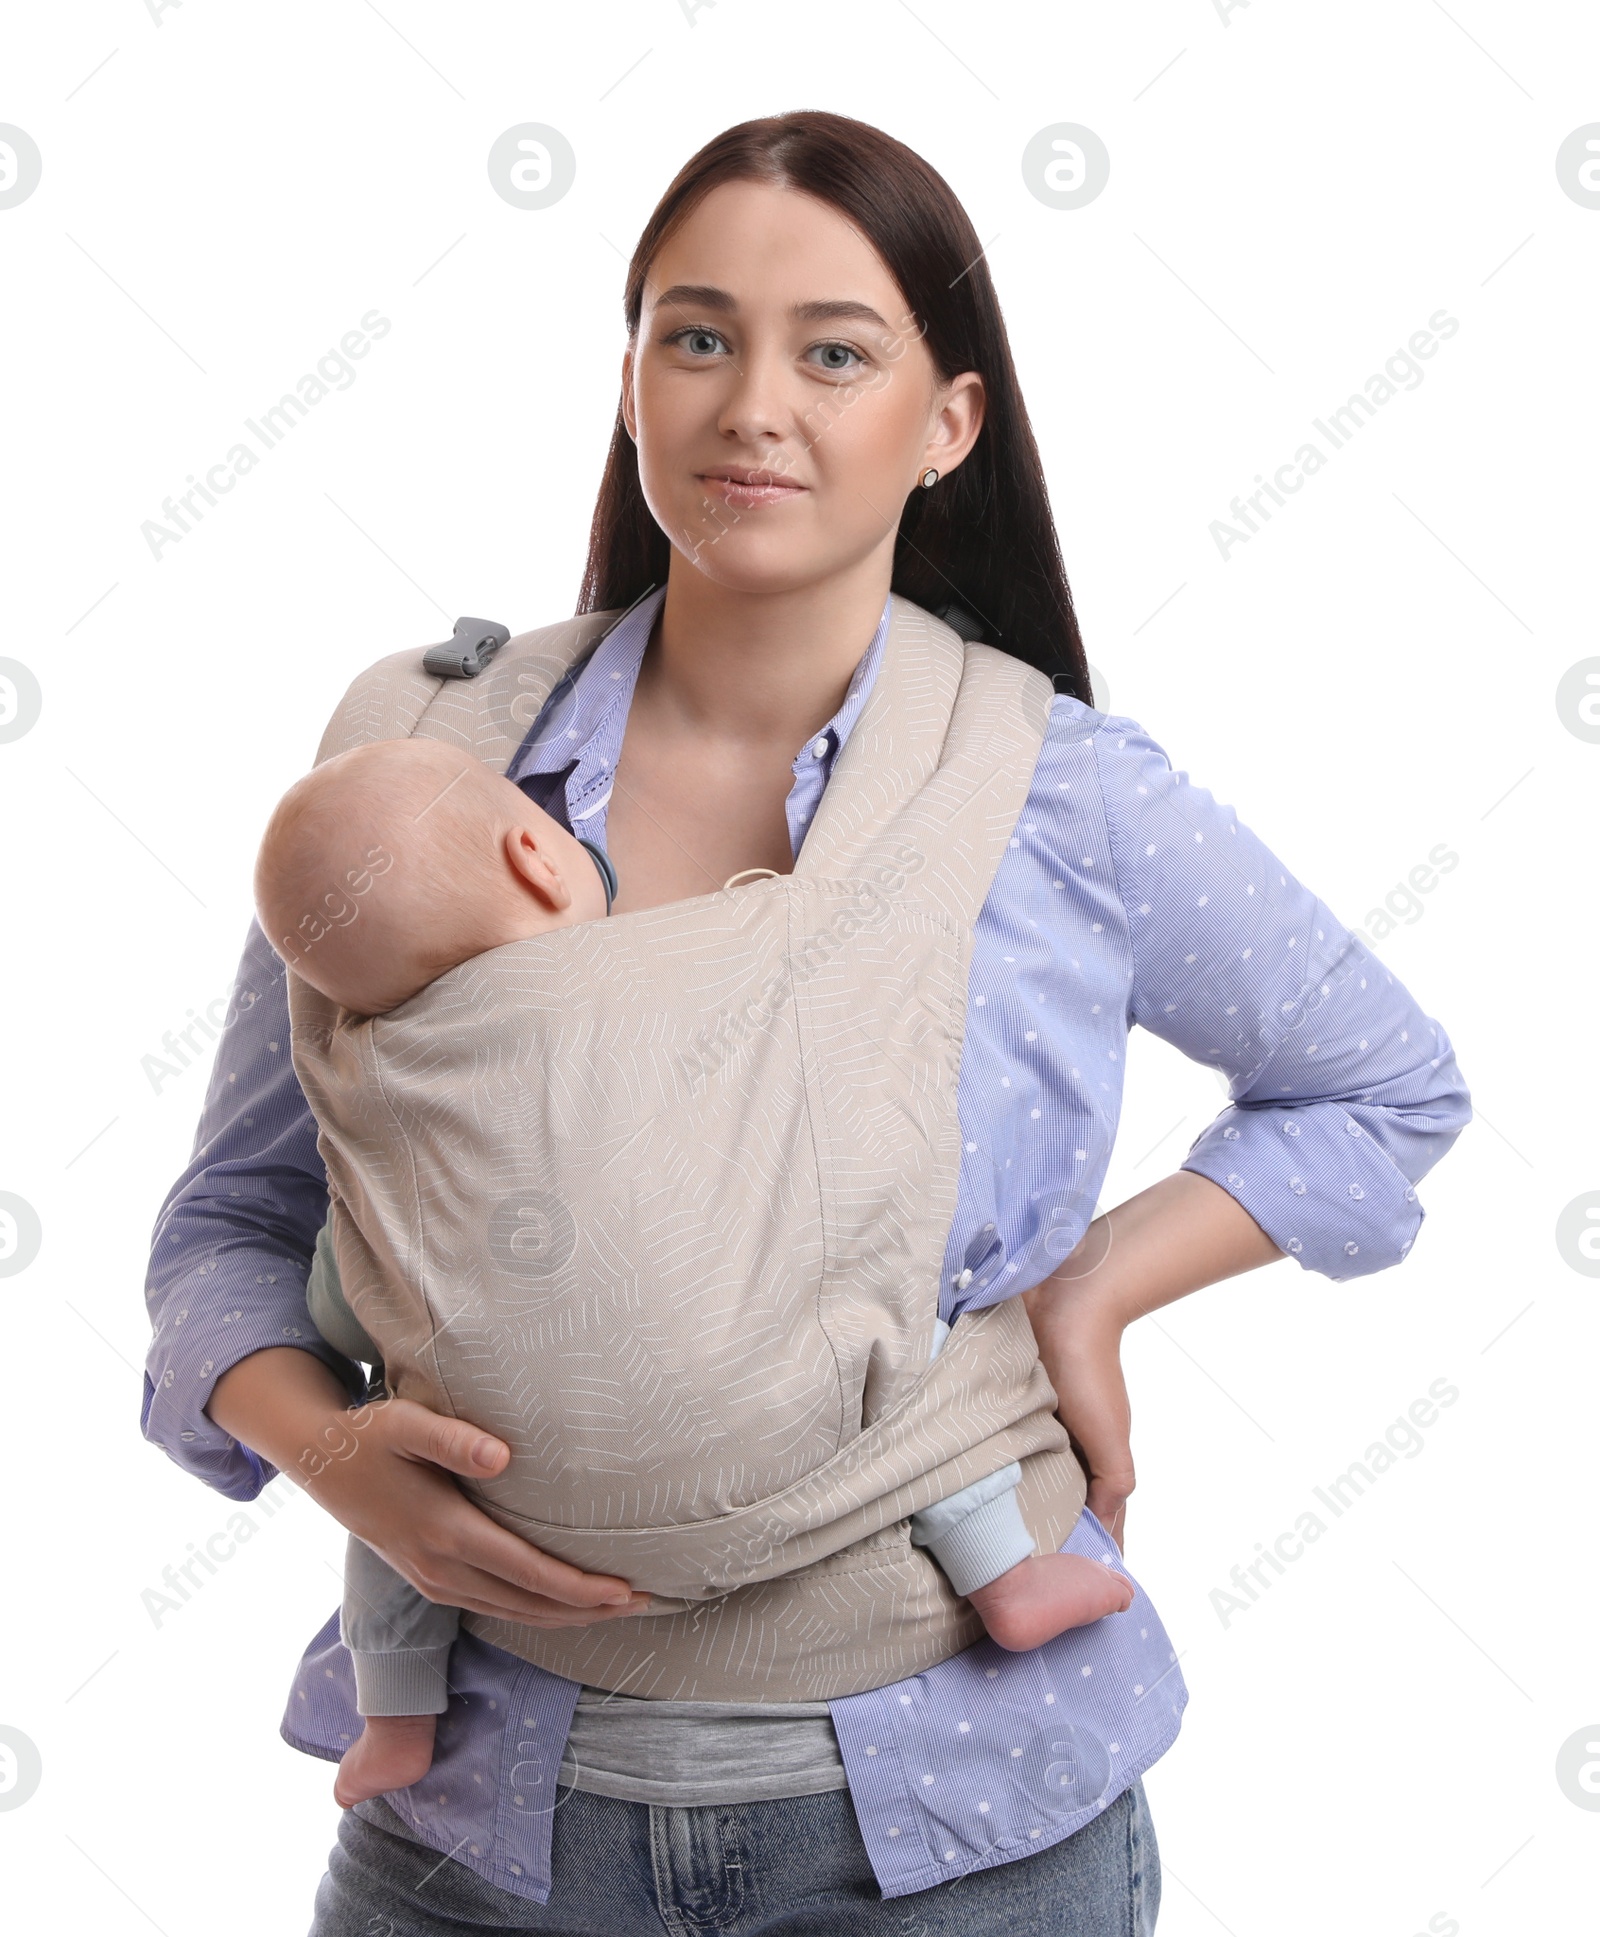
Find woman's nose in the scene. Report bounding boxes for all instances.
[714,346,793,449]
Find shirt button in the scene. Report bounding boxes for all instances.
[955,1268,973,1290]
[810,736,829,759]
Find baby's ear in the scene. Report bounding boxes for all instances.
[504,822,569,909]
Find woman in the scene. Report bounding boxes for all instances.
[143,112,1471,1933]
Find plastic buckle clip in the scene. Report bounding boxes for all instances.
[932,600,985,643]
[423,616,511,680]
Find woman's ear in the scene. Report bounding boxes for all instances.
[922,370,987,481]
[504,824,572,914]
[620,343,638,443]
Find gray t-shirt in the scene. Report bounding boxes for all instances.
[558,1686,848,1805]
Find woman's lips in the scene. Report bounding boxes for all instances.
[697,471,807,508]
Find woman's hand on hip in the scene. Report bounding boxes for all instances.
[1022,1283,1135,1551]
[1020,1171,1287,1553]
[207,1347,651,1627]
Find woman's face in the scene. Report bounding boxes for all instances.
[622,179,985,598]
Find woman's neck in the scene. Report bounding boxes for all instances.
[641,551,893,751]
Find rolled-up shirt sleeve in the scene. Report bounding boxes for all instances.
[1094,715,1471,1281]
[141,918,364,1500]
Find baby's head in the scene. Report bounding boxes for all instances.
[254,737,611,1016]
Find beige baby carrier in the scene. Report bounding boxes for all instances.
[289,596,1088,1700]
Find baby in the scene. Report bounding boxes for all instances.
[254,736,1133,1808]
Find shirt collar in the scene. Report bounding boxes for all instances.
[504,587,893,813]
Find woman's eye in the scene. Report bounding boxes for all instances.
[673,328,726,357]
[808,341,865,373]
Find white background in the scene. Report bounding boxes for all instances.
[2,2,1596,1931]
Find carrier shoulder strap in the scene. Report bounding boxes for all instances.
[308,606,631,773]
[309,594,1034,786]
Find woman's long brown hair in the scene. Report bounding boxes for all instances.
[578,110,1090,700]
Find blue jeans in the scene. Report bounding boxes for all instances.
[309,1779,1160,1934]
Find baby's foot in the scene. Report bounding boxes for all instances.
[333,1713,439,1808]
[967,1553,1136,1653]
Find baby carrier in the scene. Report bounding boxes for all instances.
[288,596,1088,1699]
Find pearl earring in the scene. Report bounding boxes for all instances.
[919,467,940,489]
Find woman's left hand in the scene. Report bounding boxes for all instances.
[1022,1279,1134,1552]
[1020,1171,1287,1554]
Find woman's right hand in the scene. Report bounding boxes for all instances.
[207,1347,652,1628]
